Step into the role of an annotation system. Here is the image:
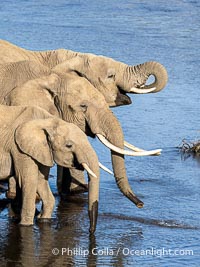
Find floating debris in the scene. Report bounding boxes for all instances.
[179,139,200,154]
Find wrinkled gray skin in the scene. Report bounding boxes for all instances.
[0,60,143,207]
[0,40,168,107]
[0,105,99,233]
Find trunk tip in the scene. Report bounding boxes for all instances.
[137,202,144,208]
[88,200,98,234]
[128,192,144,208]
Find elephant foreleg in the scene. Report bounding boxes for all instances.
[69,169,88,194]
[37,166,55,220]
[14,155,39,226]
[57,166,88,197]
[57,165,71,195]
[6,176,17,199]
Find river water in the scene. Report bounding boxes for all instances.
[0,0,200,266]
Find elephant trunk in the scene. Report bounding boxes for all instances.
[111,150,143,207]
[88,108,143,208]
[117,61,168,93]
[75,143,100,234]
[107,119,144,208]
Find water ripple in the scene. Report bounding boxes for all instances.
[100,213,199,230]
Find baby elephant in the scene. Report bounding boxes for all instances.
[0,105,99,233]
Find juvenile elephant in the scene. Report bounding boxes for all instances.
[0,105,99,233]
[0,39,168,107]
[1,60,161,208]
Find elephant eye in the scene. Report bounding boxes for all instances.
[66,142,73,148]
[80,104,87,108]
[80,104,88,112]
[107,69,116,80]
[107,74,115,79]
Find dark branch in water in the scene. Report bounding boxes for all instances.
[179,139,200,154]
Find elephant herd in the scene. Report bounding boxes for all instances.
[0,40,168,233]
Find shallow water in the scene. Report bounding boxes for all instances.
[0,0,200,266]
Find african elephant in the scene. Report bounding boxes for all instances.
[0,39,168,107]
[0,105,99,233]
[0,60,161,208]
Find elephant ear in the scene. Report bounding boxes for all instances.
[52,56,87,78]
[36,73,61,96]
[15,119,54,167]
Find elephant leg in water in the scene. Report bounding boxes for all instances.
[57,166,88,196]
[6,176,17,199]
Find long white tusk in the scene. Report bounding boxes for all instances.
[124,141,161,155]
[129,87,156,93]
[97,134,162,156]
[124,141,144,152]
[82,163,97,178]
[99,162,113,175]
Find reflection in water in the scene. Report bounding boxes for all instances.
[0,196,199,266]
[0,195,86,266]
[180,151,200,167]
[86,234,98,267]
[0,198,145,267]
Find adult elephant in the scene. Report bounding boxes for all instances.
[0,105,99,233]
[0,40,168,107]
[0,60,161,208]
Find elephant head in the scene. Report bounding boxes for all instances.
[53,55,168,107]
[14,116,100,233]
[0,40,168,107]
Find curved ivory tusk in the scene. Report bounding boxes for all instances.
[124,141,161,155]
[97,134,162,156]
[82,163,97,178]
[99,162,113,175]
[124,141,144,152]
[129,87,156,94]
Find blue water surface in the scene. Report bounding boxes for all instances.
[0,1,200,266]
